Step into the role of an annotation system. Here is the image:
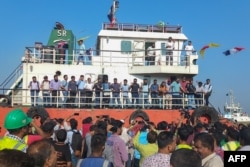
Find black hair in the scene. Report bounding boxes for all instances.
[239,127,250,145]
[185,124,194,135]
[56,129,67,142]
[157,121,168,130]
[213,121,226,134]
[91,133,106,153]
[194,132,214,151]
[7,127,23,135]
[89,125,97,131]
[194,123,204,133]
[110,120,123,133]
[226,127,239,141]
[69,118,78,130]
[147,131,158,143]
[82,117,93,124]
[27,139,55,167]
[170,149,201,167]
[41,120,56,134]
[157,131,174,149]
[212,132,226,147]
[55,71,61,76]
[96,120,108,131]
[55,118,64,124]
[0,149,35,167]
[178,126,190,141]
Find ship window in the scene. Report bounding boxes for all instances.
[161,43,167,55]
[121,41,132,54]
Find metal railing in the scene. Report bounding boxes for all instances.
[3,88,205,109]
[102,22,182,33]
[0,63,23,94]
[22,47,198,67]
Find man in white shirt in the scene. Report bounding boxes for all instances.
[41,75,50,107]
[84,77,94,108]
[28,76,40,106]
[203,79,212,106]
[146,43,156,66]
[194,133,223,167]
[195,81,204,107]
[184,41,195,66]
[166,37,175,66]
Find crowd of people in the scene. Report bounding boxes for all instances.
[28,73,213,110]
[0,108,250,167]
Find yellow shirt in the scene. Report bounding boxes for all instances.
[176,143,192,150]
[222,141,240,151]
[133,131,158,166]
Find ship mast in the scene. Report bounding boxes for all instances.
[107,0,119,26]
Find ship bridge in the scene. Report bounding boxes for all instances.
[97,22,198,76]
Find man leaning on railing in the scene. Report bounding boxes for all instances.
[49,74,61,108]
[28,76,40,107]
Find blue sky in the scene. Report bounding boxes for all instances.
[0,0,250,113]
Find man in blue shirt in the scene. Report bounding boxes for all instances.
[77,39,86,65]
[129,78,140,109]
[150,79,159,109]
[49,74,61,108]
[78,133,113,167]
[110,78,121,108]
[171,77,184,109]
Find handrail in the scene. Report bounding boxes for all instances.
[0,88,205,109]
[22,47,198,67]
[0,63,23,94]
[102,22,182,33]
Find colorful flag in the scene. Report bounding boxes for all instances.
[208,43,220,47]
[223,47,244,56]
[199,43,220,58]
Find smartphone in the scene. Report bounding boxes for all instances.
[74,113,79,116]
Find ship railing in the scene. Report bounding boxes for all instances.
[0,63,23,94]
[3,88,205,109]
[102,22,182,33]
[22,47,198,67]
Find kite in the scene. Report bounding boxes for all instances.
[199,43,220,58]
[223,47,244,56]
[77,36,90,42]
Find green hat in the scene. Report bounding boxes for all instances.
[4,109,32,130]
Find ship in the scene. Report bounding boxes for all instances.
[0,0,213,136]
[223,90,250,125]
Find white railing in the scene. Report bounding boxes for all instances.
[102,23,182,33]
[22,47,198,67]
[5,89,204,109]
